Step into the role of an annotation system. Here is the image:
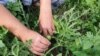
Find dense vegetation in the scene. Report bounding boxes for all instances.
[0,0,100,56]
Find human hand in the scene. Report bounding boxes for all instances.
[20,30,51,56]
[39,13,55,36]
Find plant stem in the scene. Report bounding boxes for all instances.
[44,45,62,56]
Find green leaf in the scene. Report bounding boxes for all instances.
[0,40,5,48]
[47,35,52,40]
[57,53,62,56]
[75,38,81,47]
[85,0,96,6]
[73,51,87,56]
[83,40,93,50]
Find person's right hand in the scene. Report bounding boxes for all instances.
[20,30,51,56]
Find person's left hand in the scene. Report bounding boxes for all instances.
[39,13,55,36]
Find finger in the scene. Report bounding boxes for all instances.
[32,46,45,53]
[31,42,44,53]
[36,42,48,49]
[44,47,48,51]
[48,28,53,35]
[40,38,51,46]
[52,24,55,31]
[37,42,49,51]
[32,41,47,50]
[30,47,43,56]
[32,50,43,56]
[43,29,48,36]
[40,28,42,33]
[39,24,42,33]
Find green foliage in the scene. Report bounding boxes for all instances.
[0,0,100,56]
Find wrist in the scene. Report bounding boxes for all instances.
[19,29,36,42]
[16,28,31,42]
[39,13,53,19]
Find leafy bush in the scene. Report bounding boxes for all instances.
[0,0,100,56]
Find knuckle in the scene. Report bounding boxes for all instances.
[42,26,51,29]
[40,44,45,48]
[42,27,47,29]
[36,48,43,52]
[33,43,38,47]
[33,51,40,55]
[48,27,51,29]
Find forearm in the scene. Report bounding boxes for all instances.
[0,4,29,39]
[40,0,52,15]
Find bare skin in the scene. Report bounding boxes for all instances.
[39,0,55,36]
[0,0,55,55]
